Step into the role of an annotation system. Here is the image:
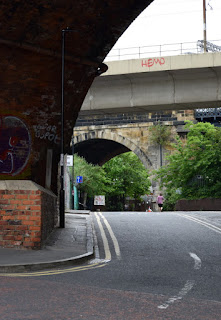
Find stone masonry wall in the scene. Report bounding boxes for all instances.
[74,110,196,208]
[0,181,57,249]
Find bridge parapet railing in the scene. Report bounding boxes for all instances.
[105,39,221,61]
[195,108,221,121]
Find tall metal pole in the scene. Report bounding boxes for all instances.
[59,30,65,228]
[203,0,207,53]
[71,136,75,209]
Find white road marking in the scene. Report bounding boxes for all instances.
[178,213,221,235]
[94,212,111,261]
[158,280,195,310]
[98,212,121,259]
[158,252,202,310]
[189,252,202,270]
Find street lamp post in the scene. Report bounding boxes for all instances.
[60,27,79,227]
[71,135,75,210]
[59,29,66,228]
[59,28,107,226]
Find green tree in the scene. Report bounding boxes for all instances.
[154,121,221,208]
[149,122,174,147]
[103,152,151,210]
[69,155,109,208]
[149,122,174,166]
[70,152,151,211]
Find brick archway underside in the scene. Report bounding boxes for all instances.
[0,0,153,192]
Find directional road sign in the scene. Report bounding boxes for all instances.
[76,176,83,183]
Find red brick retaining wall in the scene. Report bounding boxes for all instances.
[0,181,58,249]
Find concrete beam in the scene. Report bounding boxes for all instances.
[103,52,221,75]
[81,53,221,115]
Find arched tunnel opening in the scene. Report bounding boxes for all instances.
[71,137,153,212]
[74,138,130,166]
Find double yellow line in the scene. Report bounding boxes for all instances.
[0,212,120,278]
[0,261,106,278]
[94,212,121,261]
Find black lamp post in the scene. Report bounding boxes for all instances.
[60,28,75,228]
[59,29,66,228]
[60,27,84,226]
[59,28,108,226]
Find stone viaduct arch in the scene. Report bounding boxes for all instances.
[73,129,153,169]
[73,109,196,198]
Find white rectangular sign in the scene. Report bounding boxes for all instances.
[94,195,105,206]
[66,155,73,166]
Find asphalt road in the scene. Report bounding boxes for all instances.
[1,211,221,319]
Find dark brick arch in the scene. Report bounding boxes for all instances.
[0,0,153,192]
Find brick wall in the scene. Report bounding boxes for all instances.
[0,180,58,249]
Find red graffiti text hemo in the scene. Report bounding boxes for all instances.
[142,58,165,68]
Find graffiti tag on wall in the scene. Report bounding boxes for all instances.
[33,124,59,144]
[0,116,31,175]
[142,58,165,68]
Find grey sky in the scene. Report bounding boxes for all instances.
[109,0,221,54]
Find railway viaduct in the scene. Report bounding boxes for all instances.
[0,0,154,249]
[73,109,196,205]
[73,53,221,188]
[72,53,221,209]
[0,0,154,191]
[1,1,221,249]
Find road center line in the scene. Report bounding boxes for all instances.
[94,212,111,262]
[158,252,201,310]
[98,212,121,259]
[158,280,195,310]
[189,252,202,270]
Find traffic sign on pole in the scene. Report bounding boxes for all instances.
[76,176,83,183]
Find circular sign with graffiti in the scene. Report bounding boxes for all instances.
[0,116,31,176]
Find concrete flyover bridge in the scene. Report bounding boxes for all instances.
[81,52,221,115]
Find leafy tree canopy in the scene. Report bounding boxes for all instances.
[69,155,109,197]
[102,152,151,199]
[70,152,150,209]
[154,121,221,202]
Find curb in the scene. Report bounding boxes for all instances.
[0,215,95,273]
[66,209,91,215]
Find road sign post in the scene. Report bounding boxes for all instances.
[76,176,83,183]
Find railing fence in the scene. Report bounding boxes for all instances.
[105,39,221,61]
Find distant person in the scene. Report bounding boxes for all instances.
[157,193,164,212]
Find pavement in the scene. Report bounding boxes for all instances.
[0,211,95,273]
